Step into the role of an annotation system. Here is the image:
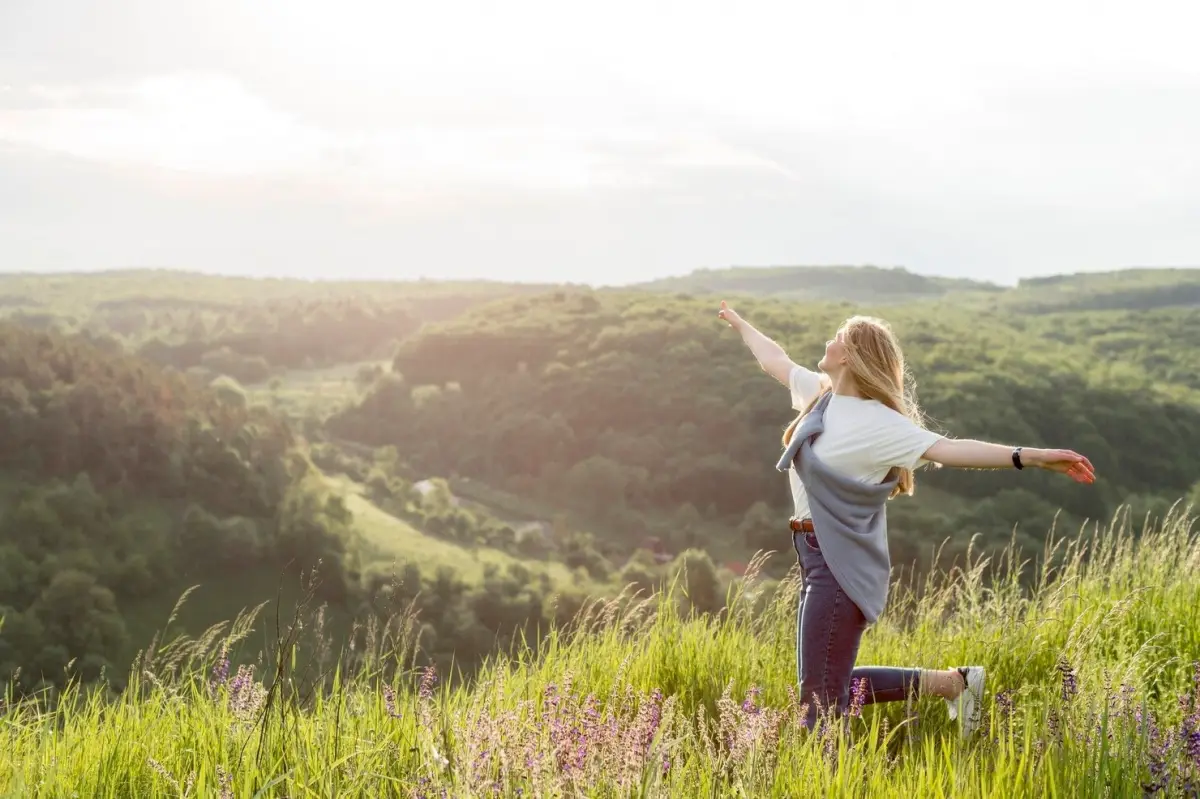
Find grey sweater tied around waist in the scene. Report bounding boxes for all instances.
[776,390,897,623]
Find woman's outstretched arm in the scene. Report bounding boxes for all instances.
[717,300,797,386]
[923,438,1095,484]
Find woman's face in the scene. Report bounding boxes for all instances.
[818,328,849,374]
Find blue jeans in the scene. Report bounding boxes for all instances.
[794,529,920,728]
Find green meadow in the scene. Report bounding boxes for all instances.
[3,506,1198,797]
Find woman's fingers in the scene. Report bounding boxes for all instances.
[1068,452,1095,481]
[1043,449,1096,483]
[1051,448,1099,479]
[717,300,738,326]
[1064,450,1093,470]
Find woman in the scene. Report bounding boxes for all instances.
[718,301,1094,736]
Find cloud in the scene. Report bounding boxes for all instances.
[0,74,331,176]
[0,71,794,203]
[5,134,1196,287]
[2,0,1199,283]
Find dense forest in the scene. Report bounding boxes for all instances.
[0,322,351,692]
[330,283,1200,571]
[2,266,1199,697]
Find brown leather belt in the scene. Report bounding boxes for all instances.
[789,518,815,533]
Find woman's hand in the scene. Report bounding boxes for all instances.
[1027,448,1096,484]
[717,300,743,330]
[716,300,798,385]
[923,439,1096,484]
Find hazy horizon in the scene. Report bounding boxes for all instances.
[3,0,1199,286]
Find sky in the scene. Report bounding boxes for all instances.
[1,0,1198,285]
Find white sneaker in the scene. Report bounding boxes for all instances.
[945,666,985,737]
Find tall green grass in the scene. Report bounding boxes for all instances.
[3,505,1199,797]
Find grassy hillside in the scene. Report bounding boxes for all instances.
[4,508,1198,796]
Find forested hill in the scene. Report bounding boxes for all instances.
[4,264,1200,698]
[631,265,998,303]
[1003,268,1200,312]
[330,282,1200,570]
[634,264,1200,314]
[0,270,557,385]
[0,322,353,693]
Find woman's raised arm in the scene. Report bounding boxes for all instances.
[717,301,798,386]
[922,438,1095,484]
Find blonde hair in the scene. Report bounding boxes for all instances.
[782,315,931,499]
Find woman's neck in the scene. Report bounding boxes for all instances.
[831,373,863,398]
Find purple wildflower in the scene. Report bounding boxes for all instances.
[1144,729,1170,795]
[210,648,230,693]
[742,686,761,715]
[419,665,437,701]
[1046,709,1061,744]
[383,684,402,719]
[822,724,837,763]
[1181,665,1200,773]
[995,690,1014,718]
[541,680,586,776]
[225,664,266,720]
[1118,684,1135,716]
[1185,727,1200,772]
[229,665,249,697]
[849,677,868,718]
[1057,658,1078,702]
[631,688,664,765]
[576,693,601,768]
[414,776,448,799]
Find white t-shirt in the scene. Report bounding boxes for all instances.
[787,364,943,521]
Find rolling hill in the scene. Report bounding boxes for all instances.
[3,264,1200,694]
[330,270,1200,572]
[631,265,1000,303]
